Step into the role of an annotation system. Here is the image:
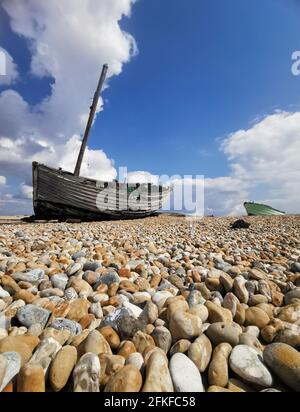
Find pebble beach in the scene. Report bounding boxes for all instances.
[0,214,300,393]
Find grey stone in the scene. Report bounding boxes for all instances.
[98,271,120,286]
[290,262,300,273]
[0,352,21,392]
[51,274,69,290]
[66,262,82,276]
[17,304,50,328]
[64,287,78,300]
[12,268,45,284]
[284,288,300,305]
[83,261,102,271]
[51,318,82,335]
[206,322,240,347]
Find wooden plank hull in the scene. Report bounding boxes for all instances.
[244,202,285,216]
[32,162,170,220]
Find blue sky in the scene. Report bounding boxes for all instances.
[0,0,300,215]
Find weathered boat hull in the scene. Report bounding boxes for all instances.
[33,162,170,220]
[244,202,285,216]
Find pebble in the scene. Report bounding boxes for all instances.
[73,352,100,392]
[49,345,78,391]
[208,343,232,387]
[142,351,173,392]
[206,322,240,347]
[0,352,21,392]
[263,343,300,391]
[245,307,270,328]
[51,318,82,335]
[169,353,204,392]
[0,336,32,366]
[188,333,212,372]
[229,345,273,387]
[17,363,45,392]
[17,304,50,329]
[151,326,172,354]
[169,310,202,342]
[104,365,142,392]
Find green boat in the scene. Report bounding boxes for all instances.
[244,202,285,216]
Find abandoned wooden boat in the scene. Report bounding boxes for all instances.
[32,65,170,220]
[244,202,285,216]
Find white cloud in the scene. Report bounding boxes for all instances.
[0,176,6,186]
[0,47,19,85]
[0,0,137,214]
[208,111,300,215]
[125,171,160,185]
[20,183,33,199]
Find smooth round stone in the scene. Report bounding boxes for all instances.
[99,326,120,350]
[99,354,125,385]
[169,311,202,342]
[40,288,64,298]
[17,305,51,329]
[51,274,69,290]
[66,262,82,276]
[72,250,86,260]
[77,330,111,357]
[169,353,204,392]
[126,352,144,371]
[0,352,21,392]
[29,337,61,373]
[51,318,82,335]
[206,301,233,323]
[263,343,300,392]
[99,271,120,286]
[152,291,173,310]
[0,286,10,299]
[0,337,31,366]
[151,326,172,353]
[189,304,209,323]
[73,352,100,392]
[122,301,143,318]
[12,269,45,283]
[89,302,103,319]
[244,326,260,338]
[233,276,249,303]
[170,339,191,356]
[208,343,232,387]
[206,322,240,347]
[104,365,142,392]
[284,288,300,305]
[142,351,173,392]
[64,287,78,300]
[83,261,102,271]
[188,334,212,372]
[17,363,45,392]
[101,307,138,340]
[138,301,158,325]
[83,271,100,285]
[290,262,300,273]
[274,328,300,348]
[245,307,270,328]
[229,345,273,387]
[66,299,89,322]
[49,345,78,391]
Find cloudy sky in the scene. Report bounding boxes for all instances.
[0,0,300,216]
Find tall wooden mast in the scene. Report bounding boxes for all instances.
[74,64,108,177]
